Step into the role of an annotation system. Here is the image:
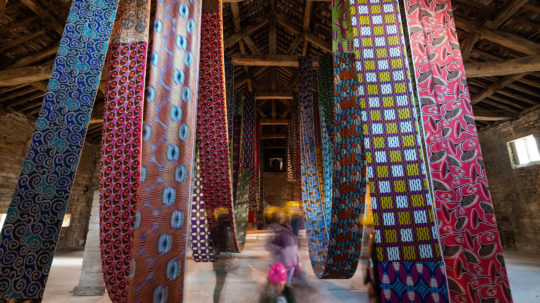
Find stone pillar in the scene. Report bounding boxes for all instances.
[72,191,105,296]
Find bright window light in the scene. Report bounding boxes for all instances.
[0,214,6,231]
[62,214,71,228]
[508,135,540,167]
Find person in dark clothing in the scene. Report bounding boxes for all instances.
[211,211,236,303]
[260,263,296,303]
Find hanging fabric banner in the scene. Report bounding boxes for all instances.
[234,92,256,248]
[196,0,241,253]
[350,1,449,301]
[232,93,243,199]
[298,56,367,278]
[99,0,151,301]
[225,55,235,161]
[403,1,512,302]
[0,0,118,300]
[128,0,202,301]
[191,156,216,262]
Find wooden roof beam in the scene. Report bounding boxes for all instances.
[231,55,319,67]
[472,108,515,121]
[261,119,288,125]
[20,0,63,34]
[302,0,313,56]
[0,29,48,52]
[485,0,529,30]
[224,19,268,49]
[276,14,331,53]
[471,73,528,104]
[465,55,540,78]
[10,46,58,68]
[0,64,53,87]
[255,91,293,100]
[262,133,288,139]
[455,17,540,56]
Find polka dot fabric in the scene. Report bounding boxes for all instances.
[128,0,202,302]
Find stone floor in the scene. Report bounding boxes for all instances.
[42,231,540,302]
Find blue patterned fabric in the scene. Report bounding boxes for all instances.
[0,0,118,299]
[298,55,367,279]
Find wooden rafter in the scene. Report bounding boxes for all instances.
[224,19,268,49]
[20,0,63,34]
[231,55,319,67]
[0,64,53,87]
[471,73,528,104]
[276,14,331,53]
[465,55,540,78]
[302,0,313,56]
[456,17,540,56]
[472,108,514,121]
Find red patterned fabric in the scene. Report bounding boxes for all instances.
[403,1,512,302]
[100,41,146,302]
[196,10,239,252]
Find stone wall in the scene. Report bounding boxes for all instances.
[263,172,289,206]
[478,108,540,254]
[0,112,100,249]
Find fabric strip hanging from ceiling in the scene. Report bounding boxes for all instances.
[99,0,151,301]
[196,0,247,253]
[0,0,119,299]
[225,55,235,163]
[402,1,512,301]
[298,55,367,278]
[234,92,256,248]
[128,0,202,301]
[191,155,216,262]
[350,0,449,300]
[232,93,243,199]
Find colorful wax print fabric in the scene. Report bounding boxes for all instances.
[332,0,354,52]
[99,0,150,301]
[403,1,512,301]
[350,1,448,301]
[298,56,367,279]
[191,157,216,262]
[225,55,235,161]
[232,93,243,199]
[0,0,118,299]
[128,0,202,302]
[234,92,256,248]
[196,0,239,252]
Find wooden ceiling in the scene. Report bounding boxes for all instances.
[0,0,538,146]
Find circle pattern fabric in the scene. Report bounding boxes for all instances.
[128,0,202,302]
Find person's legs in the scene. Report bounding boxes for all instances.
[213,268,228,303]
[286,266,295,285]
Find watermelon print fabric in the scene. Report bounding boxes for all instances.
[0,0,118,299]
[403,0,512,302]
[99,0,150,301]
[128,0,202,301]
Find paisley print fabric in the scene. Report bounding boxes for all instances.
[196,6,239,252]
[99,0,150,301]
[128,0,202,302]
[0,0,118,299]
[403,1,512,302]
[298,55,367,279]
[191,157,216,262]
[350,1,448,301]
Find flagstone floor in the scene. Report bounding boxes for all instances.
[42,231,540,302]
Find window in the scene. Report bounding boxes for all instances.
[508,135,540,168]
[62,214,71,228]
[0,213,6,231]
